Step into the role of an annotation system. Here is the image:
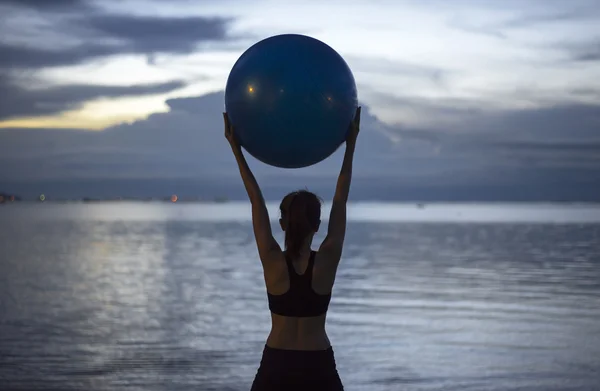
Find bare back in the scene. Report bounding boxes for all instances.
[262,250,340,350]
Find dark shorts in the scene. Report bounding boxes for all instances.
[251,345,344,391]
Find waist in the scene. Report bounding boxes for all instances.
[267,312,330,350]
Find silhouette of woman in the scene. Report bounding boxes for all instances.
[224,107,360,391]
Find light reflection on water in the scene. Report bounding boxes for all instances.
[0,203,599,390]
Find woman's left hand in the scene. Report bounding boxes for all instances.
[223,112,239,147]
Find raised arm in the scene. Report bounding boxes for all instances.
[224,113,281,261]
[319,107,361,261]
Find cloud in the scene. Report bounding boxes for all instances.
[0,43,118,69]
[0,74,186,120]
[448,1,600,46]
[501,7,598,29]
[99,92,401,179]
[0,0,240,123]
[479,140,600,170]
[347,56,449,87]
[569,41,600,62]
[87,14,231,53]
[0,0,87,9]
[370,89,600,137]
[0,1,235,70]
[0,91,408,182]
[1,0,599,200]
[1,89,600,201]
[571,88,600,99]
[365,90,489,131]
[469,103,600,140]
[447,21,507,40]
[357,90,600,181]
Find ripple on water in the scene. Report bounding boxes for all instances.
[1,206,599,390]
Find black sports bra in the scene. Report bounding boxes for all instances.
[267,251,332,317]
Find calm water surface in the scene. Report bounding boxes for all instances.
[1,202,599,390]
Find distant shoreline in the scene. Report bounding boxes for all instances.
[3,200,600,205]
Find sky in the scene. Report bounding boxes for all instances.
[1,0,599,201]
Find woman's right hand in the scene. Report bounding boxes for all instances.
[347,106,361,146]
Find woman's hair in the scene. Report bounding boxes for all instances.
[279,190,322,259]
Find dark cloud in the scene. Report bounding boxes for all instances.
[372,90,600,139]
[0,75,186,120]
[0,16,232,69]
[483,140,600,170]
[0,92,404,183]
[87,14,230,53]
[363,90,600,181]
[493,141,600,154]
[470,104,600,140]
[0,2,234,70]
[0,0,86,9]
[571,88,600,98]
[570,41,600,62]
[1,91,600,201]
[0,43,121,69]
[0,0,226,120]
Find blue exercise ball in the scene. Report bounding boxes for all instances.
[225,34,358,168]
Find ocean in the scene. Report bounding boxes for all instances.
[1,202,599,391]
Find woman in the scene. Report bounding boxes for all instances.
[223,107,361,391]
